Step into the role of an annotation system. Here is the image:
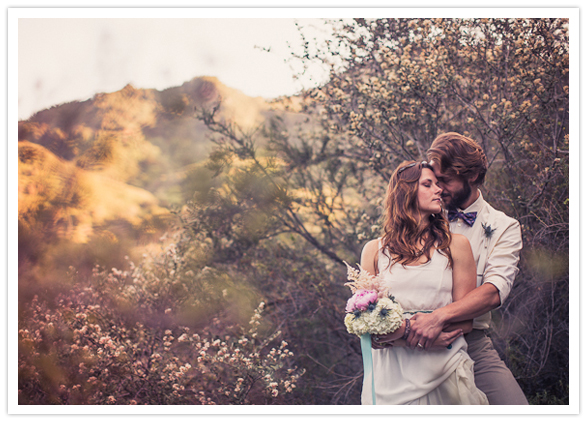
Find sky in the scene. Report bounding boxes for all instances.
[18,16,339,120]
[16,4,579,121]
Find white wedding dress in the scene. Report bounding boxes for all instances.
[361,246,489,405]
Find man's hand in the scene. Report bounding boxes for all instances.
[406,312,446,350]
[374,329,462,351]
[428,330,463,350]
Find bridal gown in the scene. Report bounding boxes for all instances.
[361,246,489,405]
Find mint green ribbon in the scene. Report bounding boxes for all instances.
[360,333,376,405]
[403,310,433,315]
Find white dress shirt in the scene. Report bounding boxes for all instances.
[449,191,523,330]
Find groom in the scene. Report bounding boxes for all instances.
[407,132,528,405]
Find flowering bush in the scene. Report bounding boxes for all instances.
[18,242,303,405]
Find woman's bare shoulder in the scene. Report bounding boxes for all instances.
[449,233,472,255]
[360,238,381,269]
[361,238,380,255]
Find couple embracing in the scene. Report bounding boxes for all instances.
[359,132,528,405]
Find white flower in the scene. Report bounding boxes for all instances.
[344,297,403,336]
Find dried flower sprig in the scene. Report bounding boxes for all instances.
[343,262,390,300]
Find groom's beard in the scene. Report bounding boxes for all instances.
[443,180,472,211]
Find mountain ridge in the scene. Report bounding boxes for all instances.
[17,76,286,250]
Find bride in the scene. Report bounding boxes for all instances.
[359,160,488,405]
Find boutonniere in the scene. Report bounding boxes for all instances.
[481,222,496,240]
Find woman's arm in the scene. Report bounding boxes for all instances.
[449,234,478,304]
[359,239,380,275]
[406,234,477,350]
[360,240,409,347]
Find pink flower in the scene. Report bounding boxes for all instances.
[345,289,378,313]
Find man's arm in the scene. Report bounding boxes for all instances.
[444,218,522,319]
[407,217,522,347]
[481,219,522,308]
[408,283,500,343]
[408,234,477,349]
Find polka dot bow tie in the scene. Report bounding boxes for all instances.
[447,210,478,226]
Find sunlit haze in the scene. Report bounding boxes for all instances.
[18,18,337,120]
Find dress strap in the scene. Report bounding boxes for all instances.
[373,238,383,275]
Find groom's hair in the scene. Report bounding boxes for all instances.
[427,132,488,186]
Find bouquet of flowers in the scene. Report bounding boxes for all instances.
[343,262,404,405]
[343,262,404,337]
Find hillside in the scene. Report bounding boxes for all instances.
[17,76,310,294]
[19,76,308,201]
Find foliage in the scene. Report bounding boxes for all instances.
[18,238,304,405]
[286,18,569,404]
[182,137,365,402]
[180,17,570,404]
[17,77,293,303]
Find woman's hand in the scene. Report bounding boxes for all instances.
[370,320,407,349]
[371,332,396,349]
[371,336,392,349]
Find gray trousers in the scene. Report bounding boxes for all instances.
[465,329,529,405]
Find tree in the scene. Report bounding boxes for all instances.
[189,18,569,403]
[291,17,570,403]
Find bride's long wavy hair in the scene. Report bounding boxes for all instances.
[381,160,453,268]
